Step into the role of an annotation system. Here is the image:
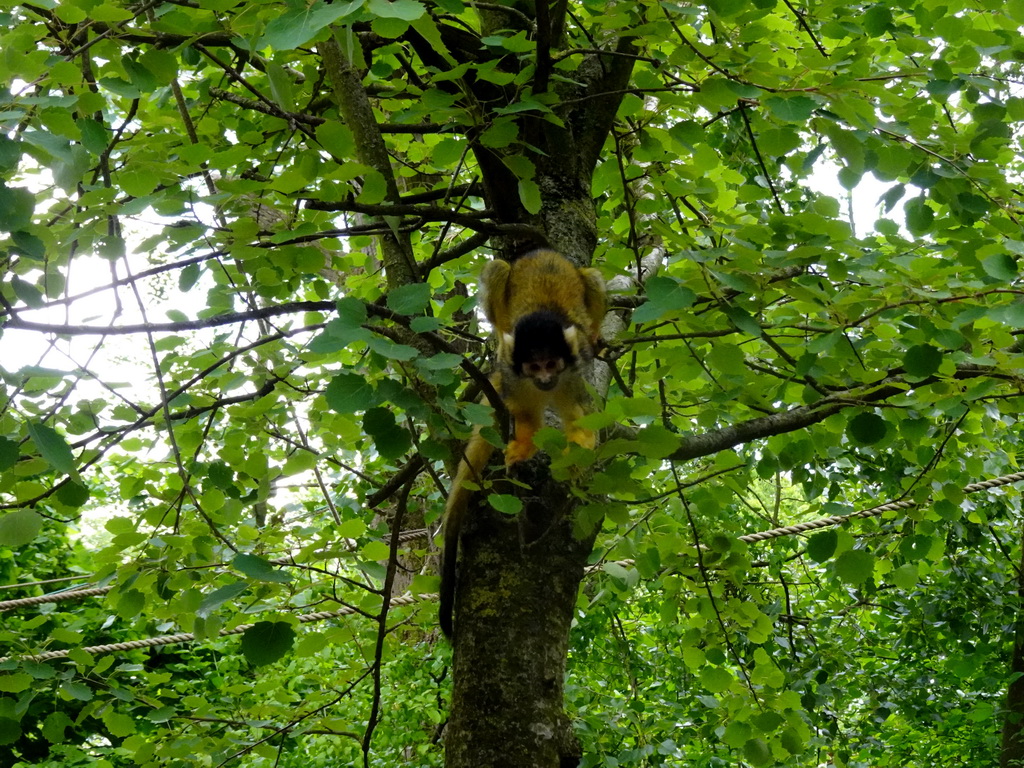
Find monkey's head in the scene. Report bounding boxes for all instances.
[504,310,582,391]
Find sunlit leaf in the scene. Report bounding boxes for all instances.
[834,549,875,585]
[196,582,249,618]
[27,422,76,474]
[0,509,43,547]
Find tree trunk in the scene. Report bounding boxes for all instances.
[445,460,597,768]
[1001,534,1024,767]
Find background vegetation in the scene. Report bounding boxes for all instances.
[2,0,1024,765]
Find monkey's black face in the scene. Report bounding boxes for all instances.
[511,310,576,390]
[523,357,565,390]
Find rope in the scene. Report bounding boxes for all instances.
[3,469,1022,658]
[739,470,1024,544]
[739,500,917,543]
[0,593,429,663]
[0,529,435,613]
[0,575,90,591]
[0,586,112,612]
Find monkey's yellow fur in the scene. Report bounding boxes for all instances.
[440,250,606,638]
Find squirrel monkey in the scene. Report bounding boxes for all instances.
[440,249,606,638]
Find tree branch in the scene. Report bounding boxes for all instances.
[668,367,1001,463]
[320,36,418,286]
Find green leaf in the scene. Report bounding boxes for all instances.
[148,706,176,724]
[743,738,773,767]
[196,581,249,618]
[806,529,838,563]
[309,316,372,353]
[233,553,292,583]
[116,589,145,619]
[260,0,362,50]
[862,5,892,35]
[62,681,93,701]
[27,422,76,474]
[240,622,295,666]
[603,561,638,590]
[723,304,762,336]
[338,518,367,538]
[387,282,432,314]
[418,352,462,370]
[366,336,419,360]
[177,263,201,293]
[892,563,919,590]
[903,344,942,377]
[682,646,706,670]
[847,412,887,445]
[518,179,542,214]
[266,61,295,112]
[12,276,43,308]
[487,494,523,515]
[56,480,90,508]
[479,120,518,148]
[356,169,388,204]
[780,727,805,756]
[0,673,32,693]
[632,276,697,324]
[368,0,425,19]
[325,372,376,413]
[361,540,391,561]
[634,425,681,459]
[363,407,412,458]
[0,509,43,548]
[981,253,1017,281]
[834,549,875,585]
[764,94,818,122]
[0,437,18,471]
[316,121,355,158]
[0,136,20,172]
[700,666,733,693]
[337,296,369,326]
[12,230,45,261]
[101,709,136,738]
[723,720,752,748]
[42,711,73,744]
[409,15,455,64]
[904,197,934,235]
[706,0,747,17]
[0,184,35,232]
[0,719,20,746]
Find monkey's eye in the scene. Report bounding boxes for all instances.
[526,360,560,376]
[524,360,565,376]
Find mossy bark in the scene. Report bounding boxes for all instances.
[1001,538,1024,768]
[445,461,597,768]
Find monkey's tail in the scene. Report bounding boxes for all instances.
[440,431,495,640]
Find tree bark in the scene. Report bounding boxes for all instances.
[434,13,637,765]
[320,36,418,288]
[445,460,596,768]
[1001,530,1024,768]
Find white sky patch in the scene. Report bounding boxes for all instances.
[807,165,904,237]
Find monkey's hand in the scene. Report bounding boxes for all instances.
[565,426,596,451]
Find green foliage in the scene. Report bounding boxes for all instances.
[1,0,1024,764]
